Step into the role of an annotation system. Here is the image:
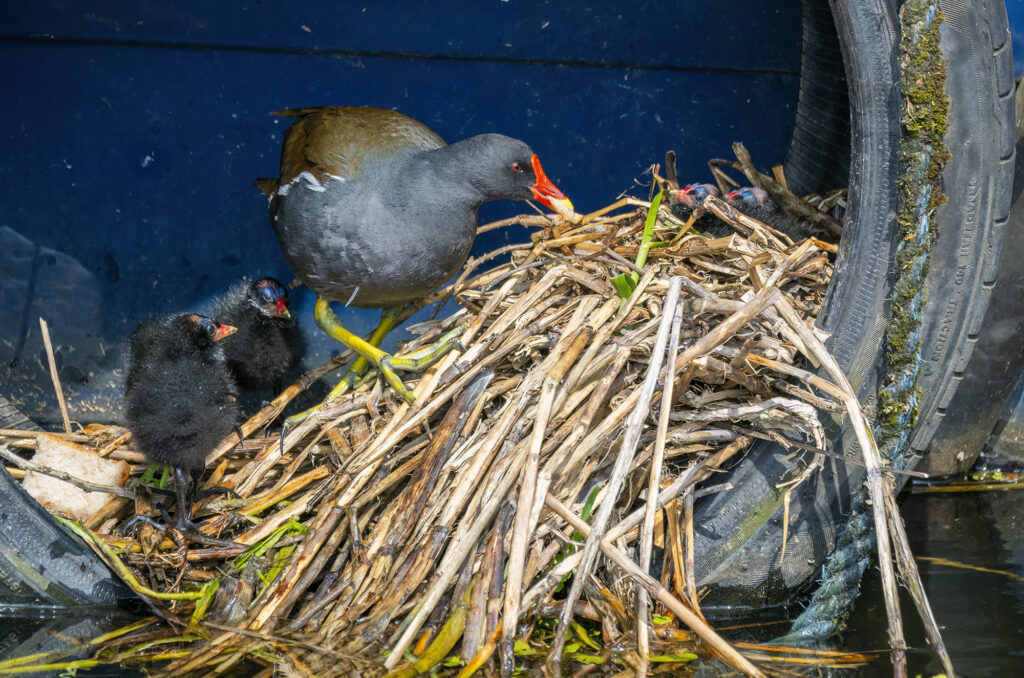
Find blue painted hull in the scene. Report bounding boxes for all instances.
[0,1,801,423]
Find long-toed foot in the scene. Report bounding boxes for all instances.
[121,512,239,548]
[281,299,465,434]
[196,484,242,501]
[172,517,240,548]
[170,466,240,547]
[144,469,238,501]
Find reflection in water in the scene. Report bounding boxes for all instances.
[844,489,1024,676]
[0,611,140,677]
[701,488,1024,676]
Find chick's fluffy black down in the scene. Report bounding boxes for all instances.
[211,282,305,390]
[124,316,239,473]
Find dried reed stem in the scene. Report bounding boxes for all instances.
[38,317,72,433]
[544,494,765,678]
[637,277,683,674]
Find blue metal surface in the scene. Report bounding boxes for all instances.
[0,1,806,423]
[1011,1,1024,78]
[4,1,800,72]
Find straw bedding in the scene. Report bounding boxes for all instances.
[2,166,869,676]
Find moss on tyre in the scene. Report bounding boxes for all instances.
[878,1,951,459]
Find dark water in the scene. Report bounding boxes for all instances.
[711,488,1024,676]
[3,489,1021,675]
[842,488,1024,676]
[0,609,139,676]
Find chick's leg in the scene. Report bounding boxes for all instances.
[167,466,237,547]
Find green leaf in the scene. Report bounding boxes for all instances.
[513,640,536,656]
[139,465,158,485]
[650,653,698,663]
[139,464,171,490]
[262,544,296,586]
[571,484,602,543]
[233,520,308,570]
[571,621,601,651]
[610,273,637,301]
[441,655,462,667]
[580,484,601,522]
[608,191,665,305]
[569,653,604,664]
[188,578,221,627]
[651,613,673,626]
[633,190,665,278]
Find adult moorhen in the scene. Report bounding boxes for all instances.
[256,106,572,413]
[124,313,238,540]
[210,277,304,396]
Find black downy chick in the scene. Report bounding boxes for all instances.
[124,313,238,538]
[210,277,305,396]
[666,183,729,236]
[725,186,805,237]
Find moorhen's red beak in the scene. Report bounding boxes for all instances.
[529,154,574,217]
[726,190,740,200]
[274,297,291,319]
[213,323,237,341]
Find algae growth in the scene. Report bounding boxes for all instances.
[878,0,951,453]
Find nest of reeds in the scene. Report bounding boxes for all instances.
[3,156,887,677]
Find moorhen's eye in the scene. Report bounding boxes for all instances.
[201,318,217,337]
[259,287,277,303]
[509,162,523,174]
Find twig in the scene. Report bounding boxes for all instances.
[637,277,683,674]
[206,352,351,467]
[502,327,588,670]
[55,516,213,601]
[773,295,913,675]
[547,268,679,674]
[38,317,72,433]
[883,491,956,677]
[0,429,90,442]
[545,494,765,678]
[732,142,843,237]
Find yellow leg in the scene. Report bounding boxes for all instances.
[316,304,401,404]
[283,300,465,430]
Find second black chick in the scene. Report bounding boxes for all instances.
[725,186,806,238]
[667,183,729,236]
[210,277,305,396]
[124,313,239,537]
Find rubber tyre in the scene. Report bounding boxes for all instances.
[980,80,1024,464]
[912,2,1020,474]
[0,394,133,609]
[693,0,1016,607]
